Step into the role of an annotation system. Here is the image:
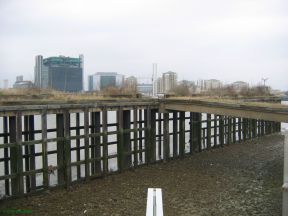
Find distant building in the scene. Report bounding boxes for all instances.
[88,72,124,91]
[124,76,137,89]
[232,81,249,91]
[137,83,153,96]
[34,55,83,92]
[13,76,34,89]
[16,76,23,82]
[203,79,222,90]
[162,71,177,93]
[3,80,8,89]
[156,77,163,94]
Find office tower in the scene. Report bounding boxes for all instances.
[88,72,124,91]
[34,55,83,92]
[162,71,177,93]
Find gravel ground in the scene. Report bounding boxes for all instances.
[0,134,284,216]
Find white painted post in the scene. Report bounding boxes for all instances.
[283,134,288,216]
[146,188,163,216]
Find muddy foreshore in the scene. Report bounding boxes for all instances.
[0,134,284,216]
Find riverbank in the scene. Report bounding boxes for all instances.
[0,133,284,215]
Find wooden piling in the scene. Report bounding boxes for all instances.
[84,108,90,180]
[214,115,218,147]
[138,109,143,163]
[133,107,138,166]
[206,114,211,149]
[227,117,232,145]
[16,112,24,195]
[56,113,65,185]
[238,118,242,142]
[123,110,132,169]
[23,115,36,192]
[91,112,101,174]
[75,113,81,179]
[102,108,108,174]
[163,112,170,161]
[157,113,162,159]
[191,112,202,152]
[219,115,224,147]
[117,108,124,171]
[9,116,17,195]
[41,110,49,188]
[173,111,178,158]
[64,110,71,187]
[179,112,185,158]
[232,117,237,143]
[3,116,9,195]
[150,109,157,163]
[252,119,257,138]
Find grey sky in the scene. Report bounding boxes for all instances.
[0,0,287,90]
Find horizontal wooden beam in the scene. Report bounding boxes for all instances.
[161,100,288,122]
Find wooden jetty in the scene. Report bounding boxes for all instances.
[0,98,285,199]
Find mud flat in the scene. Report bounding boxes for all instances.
[0,134,284,216]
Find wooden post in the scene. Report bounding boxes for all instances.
[56,113,65,185]
[28,115,36,191]
[133,107,138,166]
[3,116,10,195]
[9,113,24,195]
[24,116,30,192]
[261,120,265,136]
[207,114,211,149]
[158,113,162,159]
[173,111,178,158]
[189,113,193,153]
[63,110,71,187]
[227,117,232,145]
[248,119,252,139]
[150,109,157,163]
[179,112,185,158]
[232,117,237,143]
[238,118,242,142]
[102,108,108,174]
[191,112,201,152]
[16,112,24,195]
[139,109,143,163]
[90,112,95,174]
[41,110,49,188]
[84,108,90,180]
[252,119,257,138]
[9,116,17,195]
[163,113,170,161]
[219,115,224,147]
[197,113,202,152]
[243,118,247,141]
[117,108,124,171]
[91,112,101,174]
[23,115,36,192]
[214,115,218,147]
[123,110,132,169]
[75,113,81,179]
[144,108,153,164]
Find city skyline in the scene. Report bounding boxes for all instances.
[0,0,287,90]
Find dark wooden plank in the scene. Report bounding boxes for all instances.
[163,112,170,161]
[84,107,90,180]
[179,112,185,158]
[41,110,49,188]
[173,111,178,158]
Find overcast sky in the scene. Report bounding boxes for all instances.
[0,0,287,90]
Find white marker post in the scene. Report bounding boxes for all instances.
[146,188,163,216]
